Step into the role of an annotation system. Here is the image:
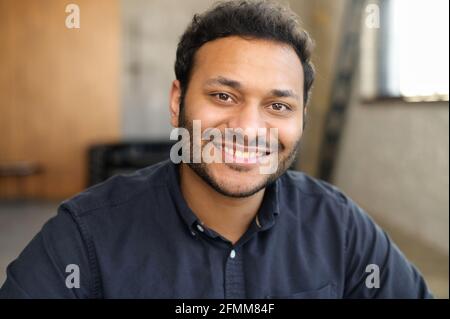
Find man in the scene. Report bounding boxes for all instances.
[0,0,431,298]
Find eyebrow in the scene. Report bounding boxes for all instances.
[204,76,242,90]
[270,89,300,101]
[204,76,300,101]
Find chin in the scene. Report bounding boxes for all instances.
[204,163,270,197]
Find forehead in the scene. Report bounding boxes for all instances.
[191,36,304,92]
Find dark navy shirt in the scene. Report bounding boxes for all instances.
[0,160,431,298]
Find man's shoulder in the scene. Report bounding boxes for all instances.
[61,160,172,217]
[279,170,380,232]
[279,170,382,243]
[280,170,349,206]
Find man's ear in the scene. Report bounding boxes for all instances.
[169,80,182,127]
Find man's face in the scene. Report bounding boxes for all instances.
[171,36,305,197]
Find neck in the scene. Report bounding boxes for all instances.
[179,164,265,244]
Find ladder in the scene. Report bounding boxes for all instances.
[318,0,367,181]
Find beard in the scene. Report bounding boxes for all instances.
[178,107,302,198]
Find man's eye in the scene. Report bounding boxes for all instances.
[213,93,233,102]
[270,103,290,112]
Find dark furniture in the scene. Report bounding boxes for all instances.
[88,141,175,186]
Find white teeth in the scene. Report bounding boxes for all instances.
[224,146,234,156]
[221,145,270,160]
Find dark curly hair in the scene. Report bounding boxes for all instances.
[175,0,315,108]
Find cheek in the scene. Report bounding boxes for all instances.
[185,94,223,127]
[276,120,303,149]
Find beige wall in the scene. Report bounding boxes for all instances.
[334,98,449,254]
[121,0,216,139]
[0,0,120,199]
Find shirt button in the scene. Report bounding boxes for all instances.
[230,249,236,259]
[196,224,204,232]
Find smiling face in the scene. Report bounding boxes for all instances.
[170,36,306,197]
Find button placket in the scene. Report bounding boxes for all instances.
[224,247,245,298]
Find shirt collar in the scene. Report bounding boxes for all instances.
[256,178,280,231]
[166,162,198,230]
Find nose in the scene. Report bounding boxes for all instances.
[226,103,269,147]
[228,103,266,132]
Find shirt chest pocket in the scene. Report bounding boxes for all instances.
[266,283,336,299]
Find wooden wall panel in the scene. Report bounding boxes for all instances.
[0,0,120,199]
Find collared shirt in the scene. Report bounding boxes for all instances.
[0,160,432,298]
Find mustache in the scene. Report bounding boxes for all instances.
[202,127,284,153]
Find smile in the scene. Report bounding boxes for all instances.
[213,142,272,163]
[170,120,280,174]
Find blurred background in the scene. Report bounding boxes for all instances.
[0,0,448,298]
